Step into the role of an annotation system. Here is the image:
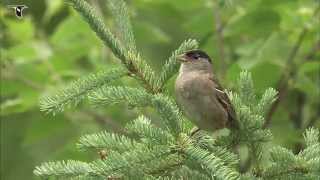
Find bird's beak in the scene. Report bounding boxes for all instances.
[176,54,188,63]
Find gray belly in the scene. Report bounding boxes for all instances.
[175,76,228,131]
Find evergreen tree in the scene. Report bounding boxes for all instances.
[34,0,320,179]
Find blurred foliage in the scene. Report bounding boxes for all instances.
[0,0,319,179]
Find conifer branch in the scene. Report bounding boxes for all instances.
[126,51,158,92]
[90,86,182,136]
[238,71,256,107]
[156,39,199,91]
[107,0,136,52]
[166,166,212,180]
[184,146,240,180]
[89,86,152,107]
[151,94,183,136]
[40,67,127,114]
[193,133,239,168]
[77,131,138,152]
[34,160,94,177]
[125,116,174,145]
[256,88,278,115]
[261,128,320,179]
[67,0,157,93]
[68,0,127,63]
[89,146,173,178]
[34,0,320,178]
[303,127,319,147]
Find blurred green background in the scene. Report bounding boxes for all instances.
[0,0,319,179]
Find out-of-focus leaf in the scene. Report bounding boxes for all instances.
[299,61,320,74]
[4,43,38,63]
[236,33,291,69]
[156,0,206,11]
[134,21,171,44]
[226,63,242,85]
[44,0,64,21]
[182,9,213,36]
[50,15,101,60]
[236,39,265,69]
[0,91,38,116]
[225,8,281,38]
[4,17,35,43]
[294,75,319,100]
[4,41,52,64]
[251,62,281,93]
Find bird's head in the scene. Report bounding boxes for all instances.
[177,50,212,72]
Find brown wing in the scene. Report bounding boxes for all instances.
[209,76,238,129]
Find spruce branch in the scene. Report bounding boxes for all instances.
[67,0,157,93]
[166,166,211,180]
[238,71,256,107]
[303,127,319,147]
[299,144,320,161]
[89,145,173,178]
[193,133,239,168]
[126,51,158,92]
[184,146,240,180]
[308,157,320,172]
[34,160,94,178]
[90,86,182,136]
[261,128,320,179]
[40,67,127,114]
[256,88,278,115]
[125,115,174,145]
[151,94,183,136]
[228,71,276,174]
[156,39,199,91]
[33,0,320,179]
[165,165,212,180]
[89,86,152,107]
[107,0,136,52]
[77,131,138,152]
[68,0,127,64]
[146,154,184,177]
[299,127,320,161]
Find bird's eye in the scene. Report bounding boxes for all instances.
[193,54,200,59]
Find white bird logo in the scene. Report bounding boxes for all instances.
[8,5,28,19]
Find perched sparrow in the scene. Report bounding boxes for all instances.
[175,50,237,132]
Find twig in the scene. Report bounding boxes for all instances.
[213,3,226,74]
[291,92,306,129]
[305,40,320,60]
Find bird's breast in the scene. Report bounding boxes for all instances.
[175,72,228,131]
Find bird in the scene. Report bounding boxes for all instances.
[8,5,28,19]
[175,50,238,133]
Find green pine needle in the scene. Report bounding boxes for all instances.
[156,39,199,90]
[125,115,174,145]
[107,0,136,52]
[77,131,138,152]
[40,68,127,114]
[185,146,240,180]
[89,86,152,107]
[68,0,127,64]
[34,160,93,177]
